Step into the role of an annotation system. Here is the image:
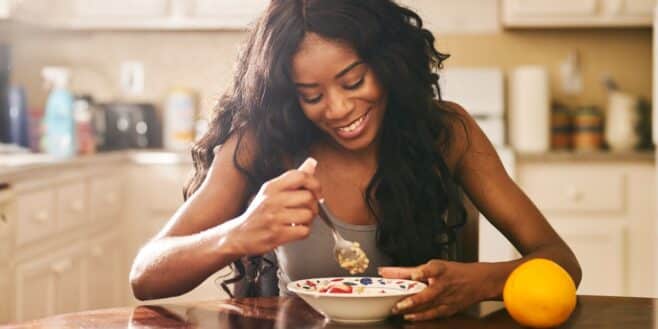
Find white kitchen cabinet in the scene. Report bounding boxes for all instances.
[0,266,9,323]
[14,243,86,321]
[10,0,168,29]
[126,162,229,305]
[11,0,268,30]
[0,0,13,19]
[0,189,14,324]
[15,188,56,246]
[73,0,169,18]
[89,173,123,225]
[86,231,124,310]
[2,152,230,322]
[518,160,655,297]
[398,0,500,34]
[3,158,127,322]
[551,220,626,296]
[502,0,656,27]
[187,0,268,29]
[56,180,88,232]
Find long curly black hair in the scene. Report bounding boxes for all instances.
[184,0,467,296]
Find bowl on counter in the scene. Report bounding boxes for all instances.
[288,276,426,324]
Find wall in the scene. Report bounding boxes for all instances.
[439,29,652,110]
[0,23,247,117]
[0,21,652,117]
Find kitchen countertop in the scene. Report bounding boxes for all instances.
[516,150,655,162]
[1,149,654,182]
[0,150,193,182]
[1,295,654,329]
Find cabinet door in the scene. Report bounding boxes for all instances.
[0,0,11,19]
[87,232,123,310]
[16,189,56,246]
[53,256,85,315]
[505,0,599,17]
[56,181,87,232]
[552,220,625,296]
[89,174,122,224]
[190,0,268,27]
[14,260,53,321]
[0,267,10,323]
[503,0,654,26]
[0,190,12,261]
[73,0,168,18]
[609,0,656,16]
[14,245,86,321]
[397,0,499,34]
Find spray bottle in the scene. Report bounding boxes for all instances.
[41,67,76,158]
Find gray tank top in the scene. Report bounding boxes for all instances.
[275,208,393,296]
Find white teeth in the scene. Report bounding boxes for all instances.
[338,115,365,133]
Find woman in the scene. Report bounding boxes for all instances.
[130,0,581,321]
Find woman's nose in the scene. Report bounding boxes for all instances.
[325,90,355,120]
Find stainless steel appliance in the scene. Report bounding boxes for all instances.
[98,102,162,150]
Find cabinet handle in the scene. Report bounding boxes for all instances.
[70,200,84,212]
[566,186,584,202]
[91,246,104,257]
[32,210,49,223]
[1,212,6,223]
[51,259,73,275]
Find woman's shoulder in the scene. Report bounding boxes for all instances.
[434,100,473,174]
[435,100,501,178]
[212,126,258,169]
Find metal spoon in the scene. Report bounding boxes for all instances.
[317,198,369,274]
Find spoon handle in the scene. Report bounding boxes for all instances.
[317,198,341,241]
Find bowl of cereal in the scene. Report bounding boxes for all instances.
[287,277,426,324]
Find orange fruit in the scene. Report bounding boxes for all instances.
[503,258,577,328]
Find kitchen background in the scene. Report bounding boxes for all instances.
[0,0,655,325]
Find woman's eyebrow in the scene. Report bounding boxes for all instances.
[294,61,364,89]
[334,61,363,79]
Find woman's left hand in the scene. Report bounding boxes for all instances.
[378,260,490,321]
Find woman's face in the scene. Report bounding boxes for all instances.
[292,33,387,153]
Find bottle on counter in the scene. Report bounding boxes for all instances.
[605,90,639,152]
[572,106,603,152]
[73,94,96,155]
[7,85,30,149]
[164,87,197,151]
[550,103,572,151]
[41,67,76,158]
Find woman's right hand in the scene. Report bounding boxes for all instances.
[227,158,321,256]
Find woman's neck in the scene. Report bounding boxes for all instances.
[314,137,379,170]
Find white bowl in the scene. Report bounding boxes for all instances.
[287,277,426,324]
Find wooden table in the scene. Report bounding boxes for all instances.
[1,296,656,328]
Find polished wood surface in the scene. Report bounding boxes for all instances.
[1,296,656,329]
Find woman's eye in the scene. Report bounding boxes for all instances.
[302,95,323,104]
[345,77,365,90]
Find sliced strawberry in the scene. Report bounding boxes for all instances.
[326,283,353,294]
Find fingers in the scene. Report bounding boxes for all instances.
[378,266,416,279]
[404,304,456,321]
[297,157,317,174]
[393,281,447,314]
[266,169,322,199]
[415,260,447,281]
[379,260,446,281]
[276,208,316,226]
[283,224,312,241]
[275,190,318,214]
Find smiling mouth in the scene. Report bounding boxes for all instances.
[337,109,370,133]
